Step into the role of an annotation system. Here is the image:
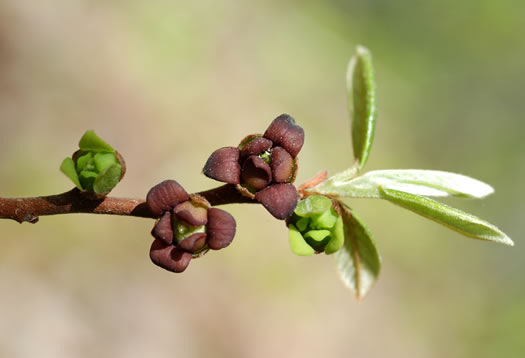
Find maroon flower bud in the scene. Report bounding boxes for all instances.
[203,147,241,184]
[263,114,305,158]
[173,200,208,226]
[146,180,190,217]
[151,211,173,244]
[206,208,236,250]
[150,239,192,273]
[255,183,298,220]
[239,136,273,160]
[270,146,294,183]
[241,155,272,191]
[178,232,207,253]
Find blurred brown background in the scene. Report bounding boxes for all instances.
[1,1,523,357]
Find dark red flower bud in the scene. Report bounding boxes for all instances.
[178,232,208,253]
[255,183,298,220]
[241,155,272,191]
[150,239,192,273]
[151,211,173,244]
[239,136,273,160]
[173,200,208,226]
[270,146,294,183]
[206,208,236,250]
[263,114,304,158]
[146,180,190,217]
[203,147,241,184]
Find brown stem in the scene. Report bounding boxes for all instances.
[196,184,256,206]
[0,184,256,224]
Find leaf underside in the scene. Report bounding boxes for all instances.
[309,169,494,199]
[335,202,381,299]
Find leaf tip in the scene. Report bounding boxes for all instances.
[500,235,514,247]
[355,44,371,57]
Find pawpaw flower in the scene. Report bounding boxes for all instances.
[287,195,344,256]
[202,114,304,219]
[146,180,236,273]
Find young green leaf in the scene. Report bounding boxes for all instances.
[347,45,377,172]
[78,130,115,152]
[379,187,513,246]
[60,157,82,189]
[325,216,344,255]
[335,202,381,299]
[93,163,122,194]
[294,195,332,217]
[288,224,315,256]
[93,152,118,172]
[309,169,494,199]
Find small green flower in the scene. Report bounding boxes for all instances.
[287,195,344,256]
[60,130,123,195]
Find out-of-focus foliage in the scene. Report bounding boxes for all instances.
[0,1,523,357]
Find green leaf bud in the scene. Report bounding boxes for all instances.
[287,195,344,255]
[60,130,124,195]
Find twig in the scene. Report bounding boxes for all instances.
[0,184,256,224]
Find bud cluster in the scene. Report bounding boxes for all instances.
[287,195,344,256]
[146,180,236,272]
[203,114,305,220]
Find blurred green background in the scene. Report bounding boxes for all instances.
[1,1,523,357]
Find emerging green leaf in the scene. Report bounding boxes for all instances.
[93,163,122,194]
[294,195,332,217]
[93,152,118,173]
[288,224,315,256]
[78,130,115,152]
[335,202,381,299]
[60,158,82,189]
[347,45,377,172]
[325,216,344,255]
[379,187,513,246]
[309,169,494,199]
